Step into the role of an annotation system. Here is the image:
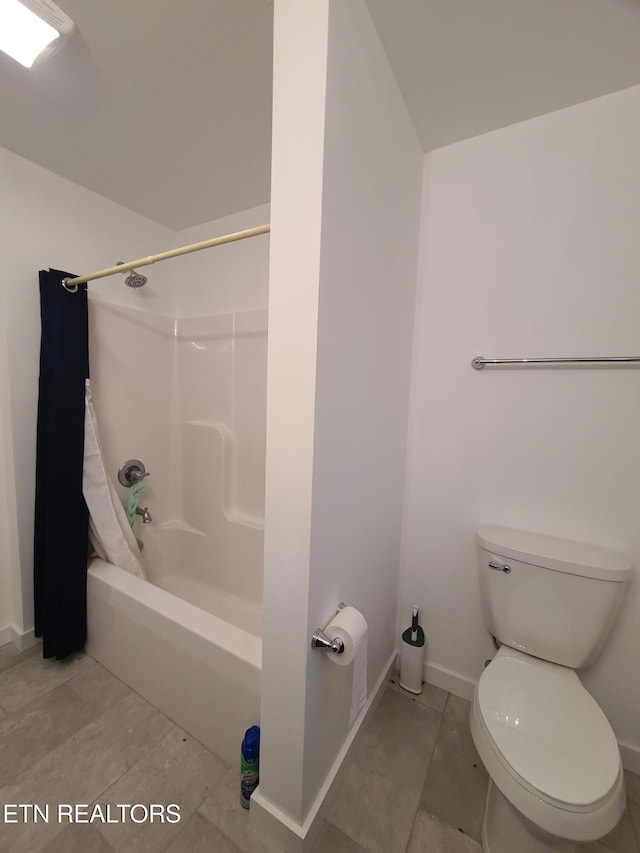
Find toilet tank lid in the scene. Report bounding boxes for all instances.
[477,526,633,582]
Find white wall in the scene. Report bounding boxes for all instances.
[259,0,329,832]
[307,0,422,807]
[0,281,19,640]
[258,0,422,838]
[399,85,640,765]
[0,146,175,638]
[175,204,270,317]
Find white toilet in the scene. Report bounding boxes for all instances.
[470,525,632,853]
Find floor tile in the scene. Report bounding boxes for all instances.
[406,809,482,853]
[40,823,116,852]
[0,662,130,787]
[599,805,638,853]
[0,691,174,853]
[95,726,228,852]
[327,688,442,853]
[311,821,368,853]
[387,672,448,713]
[0,650,93,714]
[165,811,243,853]
[4,640,627,853]
[198,769,284,853]
[65,659,130,707]
[0,641,41,674]
[420,693,488,844]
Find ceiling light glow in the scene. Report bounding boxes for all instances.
[0,0,73,68]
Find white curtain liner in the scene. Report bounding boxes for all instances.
[83,380,146,579]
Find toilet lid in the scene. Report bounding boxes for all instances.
[478,650,620,808]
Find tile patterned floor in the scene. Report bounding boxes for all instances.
[0,643,638,852]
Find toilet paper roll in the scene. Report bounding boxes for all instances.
[324,606,368,725]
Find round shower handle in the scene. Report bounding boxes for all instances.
[118,459,150,487]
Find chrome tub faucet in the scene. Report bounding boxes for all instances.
[135,506,152,524]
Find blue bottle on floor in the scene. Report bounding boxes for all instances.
[240,725,260,809]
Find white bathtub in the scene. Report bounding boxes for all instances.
[86,546,262,765]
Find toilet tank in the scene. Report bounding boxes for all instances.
[477,526,632,668]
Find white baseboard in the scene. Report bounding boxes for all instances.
[9,626,40,652]
[423,660,476,701]
[619,741,640,775]
[250,651,396,853]
[0,625,12,646]
[390,653,476,702]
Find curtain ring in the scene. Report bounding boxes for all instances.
[62,279,79,293]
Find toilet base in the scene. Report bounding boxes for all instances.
[483,781,577,853]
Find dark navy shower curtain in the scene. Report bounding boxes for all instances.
[34,269,90,659]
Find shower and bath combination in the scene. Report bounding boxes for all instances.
[42,222,271,762]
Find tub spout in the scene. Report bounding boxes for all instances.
[135,506,152,524]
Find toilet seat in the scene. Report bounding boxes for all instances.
[470,646,625,842]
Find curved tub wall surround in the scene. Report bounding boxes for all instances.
[88,300,268,549]
[141,522,262,637]
[184,421,264,529]
[86,558,261,766]
[176,307,268,523]
[88,300,177,526]
[89,300,177,338]
[89,302,268,342]
[177,421,264,608]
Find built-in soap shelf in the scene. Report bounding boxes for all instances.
[180,420,264,584]
[184,420,264,533]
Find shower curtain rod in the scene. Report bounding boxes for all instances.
[62,224,270,289]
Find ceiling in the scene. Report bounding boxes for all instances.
[365,0,640,152]
[1,1,640,231]
[0,0,274,231]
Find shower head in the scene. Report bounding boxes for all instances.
[117,262,147,288]
[125,270,147,288]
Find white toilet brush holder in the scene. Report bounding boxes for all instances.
[399,606,426,694]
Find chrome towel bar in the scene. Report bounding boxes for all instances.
[472,355,640,370]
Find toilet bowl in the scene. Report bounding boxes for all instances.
[471,526,632,853]
[470,646,625,852]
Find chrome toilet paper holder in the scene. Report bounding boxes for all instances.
[311,602,346,655]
